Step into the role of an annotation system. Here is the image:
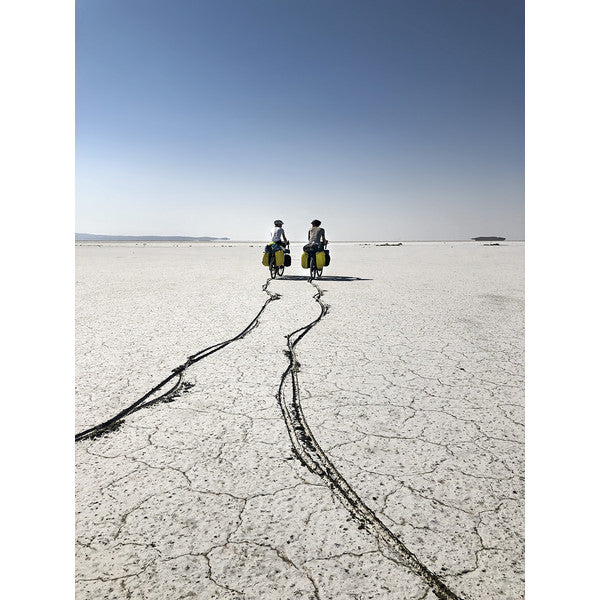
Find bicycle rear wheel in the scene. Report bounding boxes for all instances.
[269,255,278,278]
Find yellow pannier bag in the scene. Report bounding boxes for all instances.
[275,250,284,266]
[262,252,270,266]
[301,252,309,269]
[316,251,326,269]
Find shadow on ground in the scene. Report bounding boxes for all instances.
[276,275,372,281]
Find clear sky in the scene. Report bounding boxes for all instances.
[76,0,524,241]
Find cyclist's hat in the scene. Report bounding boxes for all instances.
[274,219,283,226]
[311,219,321,226]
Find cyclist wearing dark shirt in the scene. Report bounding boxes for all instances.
[307,219,328,248]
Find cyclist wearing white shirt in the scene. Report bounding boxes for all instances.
[269,220,288,247]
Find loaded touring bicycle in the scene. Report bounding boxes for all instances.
[301,243,330,279]
[262,242,291,278]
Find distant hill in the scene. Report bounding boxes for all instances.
[76,233,229,242]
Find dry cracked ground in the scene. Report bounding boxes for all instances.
[75,242,524,600]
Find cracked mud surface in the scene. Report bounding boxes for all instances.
[76,242,524,599]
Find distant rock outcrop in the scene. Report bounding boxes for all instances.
[375,243,403,246]
[472,236,506,241]
[75,233,229,242]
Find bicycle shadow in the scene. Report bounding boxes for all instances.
[277,275,372,281]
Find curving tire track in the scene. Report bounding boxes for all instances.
[276,281,466,600]
[75,279,280,442]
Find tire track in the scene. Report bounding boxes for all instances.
[276,281,466,600]
[75,279,280,442]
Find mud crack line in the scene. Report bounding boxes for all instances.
[276,281,466,600]
[75,279,280,442]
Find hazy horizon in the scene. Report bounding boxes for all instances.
[76,232,521,243]
[76,0,524,241]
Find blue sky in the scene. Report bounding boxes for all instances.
[76,0,524,241]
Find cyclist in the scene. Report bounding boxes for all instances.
[269,219,289,249]
[306,219,328,251]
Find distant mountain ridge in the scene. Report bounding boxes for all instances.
[76,233,229,242]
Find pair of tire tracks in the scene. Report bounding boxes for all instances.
[75,276,466,600]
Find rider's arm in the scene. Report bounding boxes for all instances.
[322,229,328,245]
[282,231,288,244]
